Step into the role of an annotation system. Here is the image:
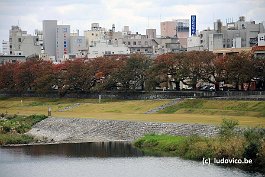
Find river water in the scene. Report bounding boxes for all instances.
[0,142,263,177]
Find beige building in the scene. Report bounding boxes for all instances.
[160,21,176,38]
[160,19,189,48]
[84,23,106,47]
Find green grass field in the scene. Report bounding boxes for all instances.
[0,97,264,127]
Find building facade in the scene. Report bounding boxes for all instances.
[43,20,57,58]
[160,20,176,38]
[8,26,42,57]
[56,25,70,61]
[69,35,86,57]
[2,40,10,55]
[87,39,130,58]
[160,19,189,49]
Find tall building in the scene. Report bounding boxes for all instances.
[43,20,57,58]
[56,25,70,61]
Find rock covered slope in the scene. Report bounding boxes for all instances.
[27,117,219,143]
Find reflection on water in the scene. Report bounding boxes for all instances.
[1,141,143,157]
[0,142,263,177]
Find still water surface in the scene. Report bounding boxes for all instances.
[0,142,263,177]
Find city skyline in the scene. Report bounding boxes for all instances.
[1,0,265,53]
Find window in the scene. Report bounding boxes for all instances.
[18,38,21,42]
[63,28,68,32]
[138,41,141,45]
[128,42,131,45]
[133,41,136,45]
[64,41,67,44]
[145,41,148,45]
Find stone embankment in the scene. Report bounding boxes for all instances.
[145,98,183,114]
[27,117,219,143]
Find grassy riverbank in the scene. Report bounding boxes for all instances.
[133,120,265,173]
[0,97,265,127]
[0,114,47,145]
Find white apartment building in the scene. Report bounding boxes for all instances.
[8,26,42,57]
[56,25,70,61]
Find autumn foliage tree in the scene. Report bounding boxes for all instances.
[0,62,18,91]
[214,52,255,90]
[0,52,264,94]
[177,51,215,90]
[112,54,151,91]
[146,53,181,90]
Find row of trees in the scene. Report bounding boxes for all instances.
[0,51,264,94]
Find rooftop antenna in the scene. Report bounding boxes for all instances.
[18,20,20,27]
[147,16,149,28]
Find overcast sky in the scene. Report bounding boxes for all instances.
[0,0,265,53]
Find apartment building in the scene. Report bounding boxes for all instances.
[84,23,106,47]
[8,26,42,57]
[56,25,70,61]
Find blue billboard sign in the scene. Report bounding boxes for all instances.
[191,15,196,35]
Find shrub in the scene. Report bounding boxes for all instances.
[219,118,239,138]
[134,139,145,148]
[243,128,265,163]
[0,134,34,145]
[214,137,246,159]
[257,141,265,172]
[143,138,159,148]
